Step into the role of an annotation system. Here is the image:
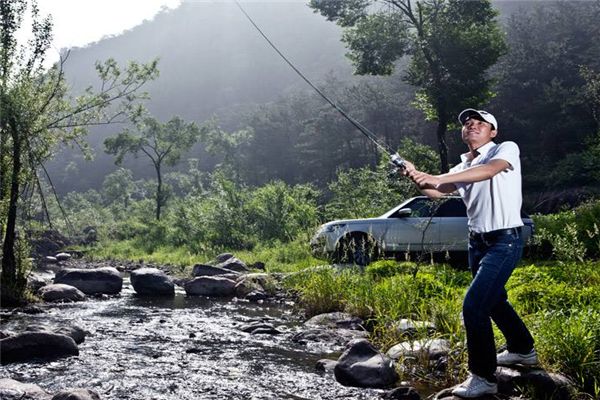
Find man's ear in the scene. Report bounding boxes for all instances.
[490,129,498,138]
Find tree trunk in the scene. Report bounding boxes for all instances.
[155,163,162,221]
[436,98,449,174]
[1,124,21,286]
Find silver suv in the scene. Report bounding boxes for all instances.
[310,196,534,266]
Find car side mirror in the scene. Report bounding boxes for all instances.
[395,208,412,218]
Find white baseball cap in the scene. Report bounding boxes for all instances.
[458,109,498,131]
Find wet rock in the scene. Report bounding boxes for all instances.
[130,268,175,296]
[316,359,338,373]
[0,332,78,364]
[24,324,87,344]
[38,284,86,302]
[241,322,276,333]
[235,274,266,297]
[45,256,59,264]
[215,253,234,263]
[245,290,267,302]
[215,257,249,273]
[249,261,266,270]
[29,229,71,259]
[305,312,364,331]
[392,319,436,337]
[0,330,12,339]
[334,338,398,388]
[52,388,101,400]
[54,267,122,295]
[250,326,282,335]
[55,326,88,345]
[192,263,238,277]
[382,387,421,400]
[0,378,50,400]
[387,338,450,361]
[28,273,50,292]
[21,305,45,314]
[496,366,575,400]
[184,276,236,297]
[55,252,72,261]
[292,328,368,350]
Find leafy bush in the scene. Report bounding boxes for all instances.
[532,199,600,260]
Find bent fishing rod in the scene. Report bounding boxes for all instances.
[233,0,406,170]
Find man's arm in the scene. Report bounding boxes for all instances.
[410,159,511,188]
[400,161,457,199]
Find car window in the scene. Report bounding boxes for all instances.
[434,198,466,217]
[406,198,436,218]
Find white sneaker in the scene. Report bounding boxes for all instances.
[496,348,538,366]
[452,374,498,398]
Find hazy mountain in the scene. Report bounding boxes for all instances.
[49,1,354,192]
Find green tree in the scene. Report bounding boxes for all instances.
[101,168,136,209]
[310,0,506,172]
[104,116,201,220]
[0,0,157,304]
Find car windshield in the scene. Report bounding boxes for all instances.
[380,197,465,218]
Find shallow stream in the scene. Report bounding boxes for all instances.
[1,280,383,399]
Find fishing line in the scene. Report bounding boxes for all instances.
[233,0,401,160]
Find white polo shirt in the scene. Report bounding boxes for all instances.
[450,141,523,233]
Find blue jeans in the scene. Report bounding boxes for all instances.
[463,229,534,381]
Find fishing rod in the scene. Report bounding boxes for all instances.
[233,0,406,170]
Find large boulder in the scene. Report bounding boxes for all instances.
[38,284,86,302]
[192,263,238,277]
[215,257,249,273]
[334,339,398,388]
[387,338,450,361]
[0,332,78,364]
[234,273,270,297]
[184,276,236,297]
[305,312,364,330]
[24,324,87,345]
[0,378,50,400]
[130,268,174,296]
[54,267,122,295]
[52,388,101,400]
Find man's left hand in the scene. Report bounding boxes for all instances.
[409,171,442,188]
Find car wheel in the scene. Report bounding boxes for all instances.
[335,235,377,266]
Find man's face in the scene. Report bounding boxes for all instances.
[461,117,497,148]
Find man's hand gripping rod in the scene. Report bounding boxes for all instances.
[390,153,406,171]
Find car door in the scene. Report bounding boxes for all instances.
[434,198,468,251]
[382,198,440,252]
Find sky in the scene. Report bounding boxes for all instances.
[21,0,182,65]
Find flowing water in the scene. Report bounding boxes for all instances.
[1,280,384,399]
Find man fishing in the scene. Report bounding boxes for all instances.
[399,109,537,398]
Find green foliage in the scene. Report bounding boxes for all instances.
[532,200,600,260]
[247,181,319,242]
[535,309,600,395]
[324,138,435,219]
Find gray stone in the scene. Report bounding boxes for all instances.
[316,359,338,373]
[184,276,236,297]
[52,388,101,400]
[305,312,364,331]
[334,338,398,388]
[496,367,575,400]
[382,387,421,400]
[0,378,50,400]
[38,284,86,302]
[392,318,436,337]
[245,290,267,302]
[215,253,234,263]
[54,267,122,295]
[27,273,49,292]
[130,267,174,296]
[55,252,72,261]
[387,338,450,361]
[55,326,88,345]
[234,275,267,297]
[0,332,78,364]
[192,263,238,277]
[215,257,249,273]
[45,256,58,264]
